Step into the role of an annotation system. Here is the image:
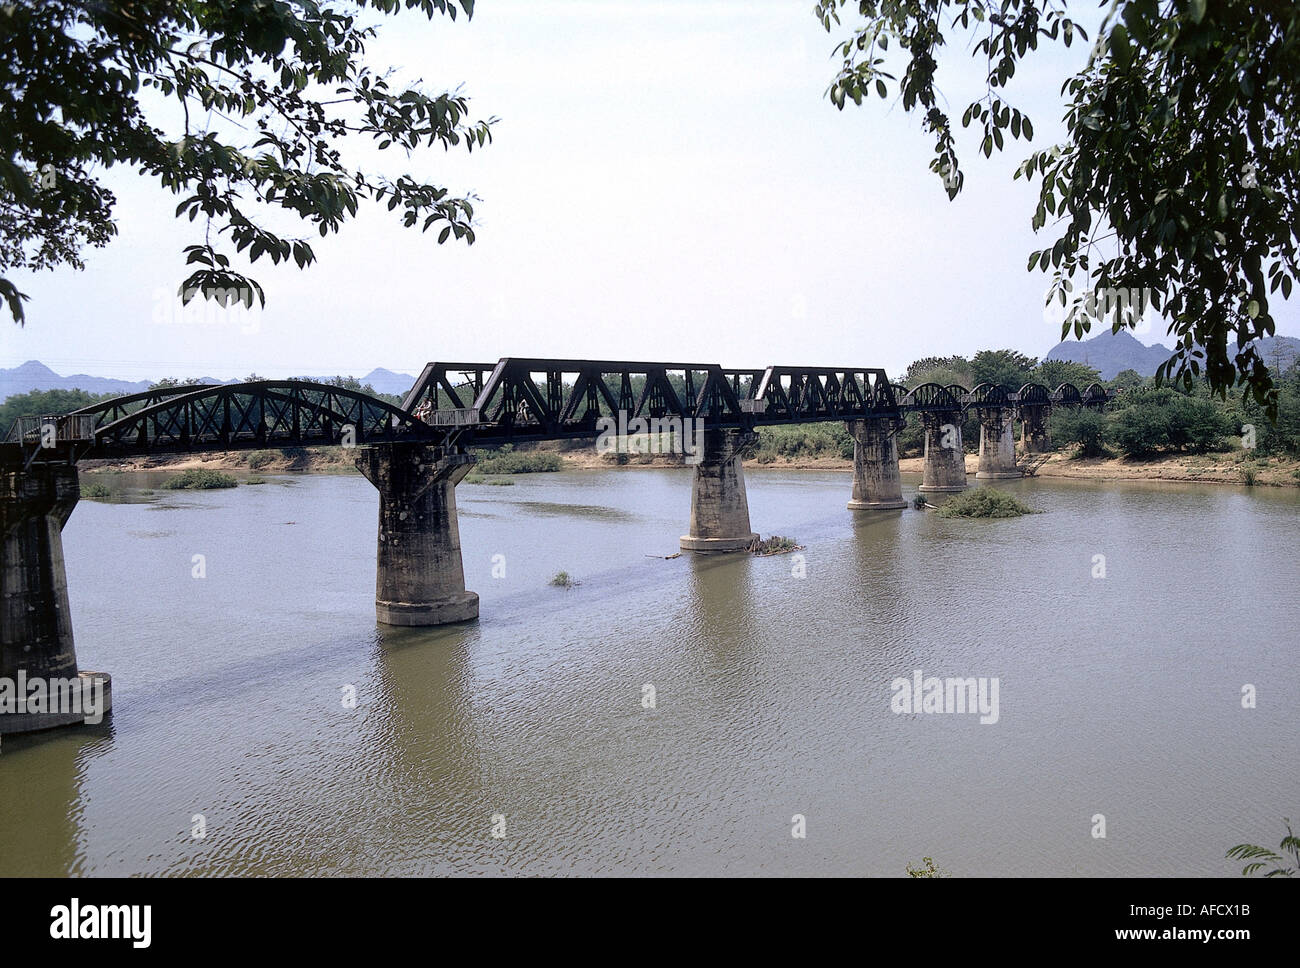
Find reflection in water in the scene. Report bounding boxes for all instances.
[1,467,1297,876]
[0,721,115,876]
[516,501,635,521]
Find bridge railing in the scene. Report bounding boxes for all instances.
[422,407,480,428]
[6,414,98,445]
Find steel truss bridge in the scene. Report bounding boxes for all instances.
[1,359,1112,467]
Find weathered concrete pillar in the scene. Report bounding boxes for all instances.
[356,443,479,626]
[680,429,759,553]
[977,407,1021,479]
[2,463,112,734]
[845,417,906,510]
[918,411,968,493]
[1021,406,1051,454]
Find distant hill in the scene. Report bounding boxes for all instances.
[0,361,418,404]
[1045,330,1300,379]
[1043,331,1174,379]
[0,361,156,402]
[358,367,417,398]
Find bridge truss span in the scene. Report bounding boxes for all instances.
[405,358,759,442]
[4,381,449,466]
[752,366,897,423]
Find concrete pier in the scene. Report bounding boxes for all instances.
[1021,407,1051,454]
[680,429,759,552]
[356,443,479,625]
[846,417,906,510]
[1,463,112,734]
[976,408,1021,479]
[918,412,968,493]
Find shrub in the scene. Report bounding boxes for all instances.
[1108,389,1234,457]
[161,469,238,490]
[934,487,1038,518]
[474,450,562,474]
[247,450,276,469]
[549,570,577,588]
[906,857,949,878]
[81,481,113,499]
[278,446,310,469]
[1051,408,1109,458]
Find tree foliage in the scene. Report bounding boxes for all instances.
[1102,385,1236,456]
[1108,367,1148,391]
[903,354,974,388]
[818,0,1300,418]
[970,347,1036,387]
[1050,406,1108,456]
[1032,358,1102,389]
[1,0,491,322]
[1227,818,1299,877]
[0,386,113,434]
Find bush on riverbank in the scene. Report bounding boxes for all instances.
[934,487,1037,518]
[161,469,239,490]
[1106,387,1235,457]
[1051,408,1111,458]
[474,444,562,474]
[81,481,114,499]
[753,424,854,463]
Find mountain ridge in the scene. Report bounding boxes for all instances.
[0,361,418,403]
[1043,330,1300,379]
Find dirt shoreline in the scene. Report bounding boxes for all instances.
[80,444,1300,488]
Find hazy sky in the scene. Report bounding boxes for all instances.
[5,0,1297,382]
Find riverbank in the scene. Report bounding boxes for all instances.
[550,444,1300,486]
[80,442,1300,487]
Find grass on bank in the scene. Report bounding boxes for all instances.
[933,487,1038,518]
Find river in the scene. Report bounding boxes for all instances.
[1,467,1296,876]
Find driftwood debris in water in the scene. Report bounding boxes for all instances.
[747,536,804,556]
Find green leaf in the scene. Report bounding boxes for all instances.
[1110,25,1132,69]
